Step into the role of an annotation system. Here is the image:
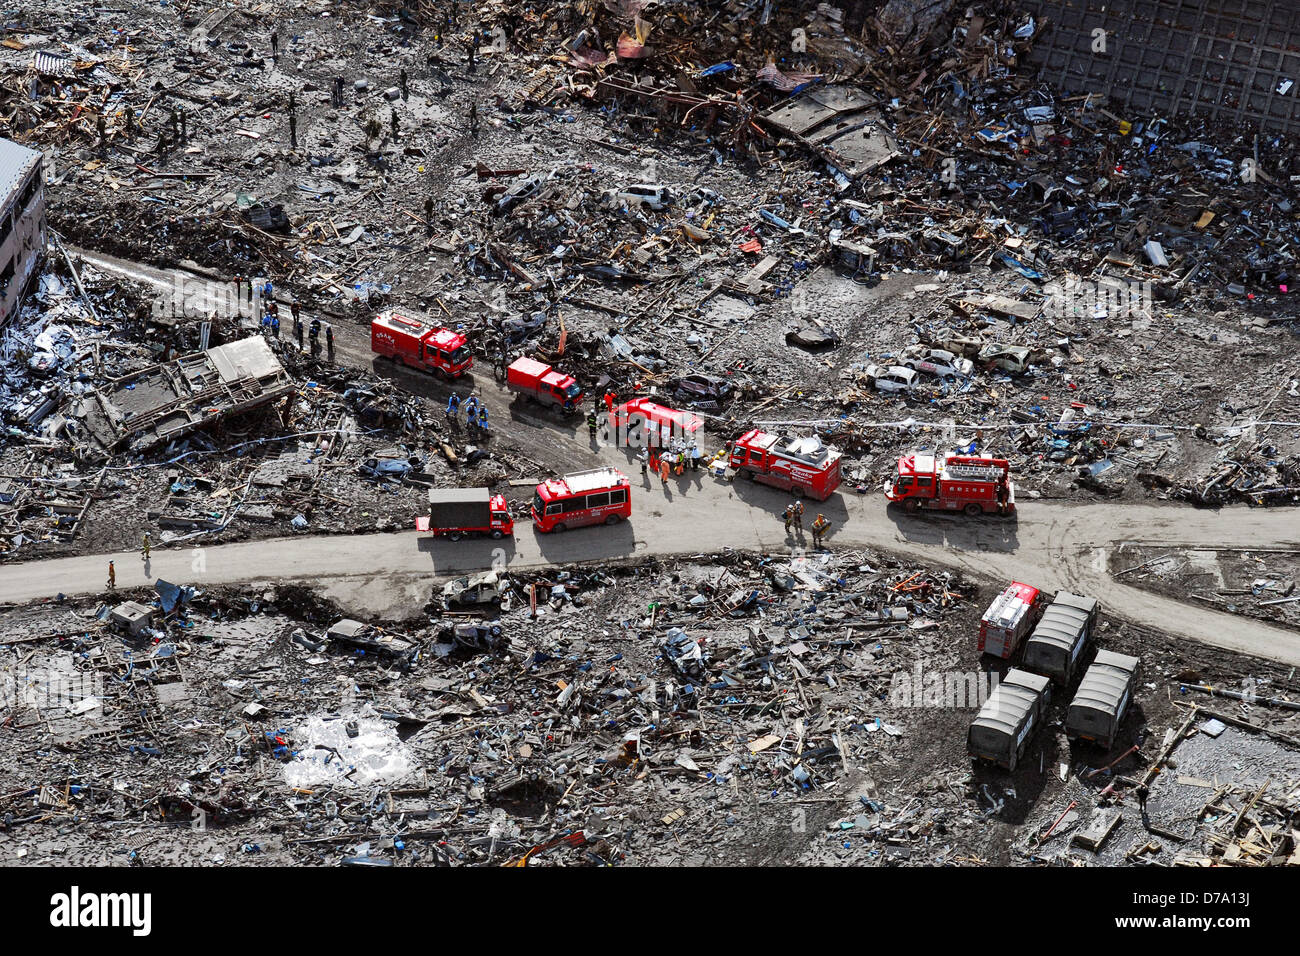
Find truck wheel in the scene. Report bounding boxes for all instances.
[491,530,504,539]
[605,514,621,525]
[448,530,463,541]
[1008,751,1018,773]
[964,503,982,517]
[740,468,755,481]
[905,499,919,514]
[552,523,567,533]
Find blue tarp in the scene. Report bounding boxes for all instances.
[155,579,197,613]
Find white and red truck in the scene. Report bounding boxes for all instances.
[416,488,514,540]
[505,357,584,414]
[371,310,474,379]
[883,452,1014,516]
[728,429,842,500]
[979,581,1044,659]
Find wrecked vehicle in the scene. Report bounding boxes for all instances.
[441,570,511,608]
[900,345,974,380]
[324,619,417,661]
[604,183,672,210]
[661,627,706,680]
[494,172,549,215]
[978,344,1035,375]
[862,364,918,395]
[666,373,734,406]
[358,456,424,482]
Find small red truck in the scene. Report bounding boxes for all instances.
[505,358,584,413]
[416,488,513,540]
[728,429,842,500]
[608,397,703,448]
[979,581,1043,659]
[883,452,1014,515]
[371,310,474,379]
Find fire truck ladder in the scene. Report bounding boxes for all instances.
[944,461,1004,481]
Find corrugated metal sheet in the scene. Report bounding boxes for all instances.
[33,50,74,76]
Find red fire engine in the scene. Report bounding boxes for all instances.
[979,582,1043,658]
[371,310,473,379]
[608,397,703,448]
[883,452,1014,515]
[728,430,842,501]
[532,467,631,533]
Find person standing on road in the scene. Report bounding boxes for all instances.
[783,504,794,535]
[271,313,280,339]
[637,445,649,476]
[659,456,671,486]
[325,323,335,360]
[793,499,804,531]
[586,408,599,443]
[107,560,116,591]
[294,311,303,349]
[477,406,489,438]
[141,532,151,562]
[446,393,460,428]
[812,513,831,548]
[690,442,702,471]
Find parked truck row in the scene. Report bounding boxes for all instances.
[968,584,1139,770]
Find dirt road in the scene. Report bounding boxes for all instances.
[5,468,1298,662]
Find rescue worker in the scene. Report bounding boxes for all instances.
[477,406,489,437]
[270,29,279,58]
[294,312,304,349]
[586,408,599,442]
[674,449,685,477]
[325,323,335,360]
[107,560,116,591]
[603,390,615,415]
[637,445,649,476]
[309,318,321,358]
[271,313,280,339]
[793,499,805,530]
[290,299,301,325]
[783,504,794,534]
[446,393,461,427]
[141,532,152,562]
[464,395,479,421]
[648,447,659,475]
[690,442,702,471]
[811,512,831,548]
[659,456,671,485]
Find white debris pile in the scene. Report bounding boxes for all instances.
[283,709,416,789]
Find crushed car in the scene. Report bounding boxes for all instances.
[900,345,974,379]
[862,364,919,395]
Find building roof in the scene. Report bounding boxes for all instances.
[0,138,41,202]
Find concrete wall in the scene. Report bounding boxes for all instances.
[0,152,47,328]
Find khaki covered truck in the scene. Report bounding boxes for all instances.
[967,668,1051,772]
[1022,591,1100,686]
[1065,650,1140,749]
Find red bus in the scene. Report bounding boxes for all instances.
[532,468,631,533]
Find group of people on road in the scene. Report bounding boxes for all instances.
[446,392,490,439]
[782,499,832,548]
[637,437,701,484]
[248,280,334,361]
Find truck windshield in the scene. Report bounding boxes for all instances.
[448,347,468,365]
[532,492,545,514]
[564,384,581,398]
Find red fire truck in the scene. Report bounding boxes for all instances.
[371,310,474,379]
[883,452,1015,516]
[506,358,584,414]
[608,397,703,449]
[979,581,1043,659]
[532,468,631,533]
[728,430,842,500]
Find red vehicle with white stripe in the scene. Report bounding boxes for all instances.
[979,582,1043,659]
[728,429,842,500]
[608,397,703,448]
[532,468,631,533]
[884,451,1014,516]
[371,310,473,379]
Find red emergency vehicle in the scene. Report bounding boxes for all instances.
[532,468,631,533]
[371,310,473,379]
[979,582,1043,659]
[883,452,1015,516]
[728,430,842,500]
[608,397,703,449]
[506,358,584,414]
